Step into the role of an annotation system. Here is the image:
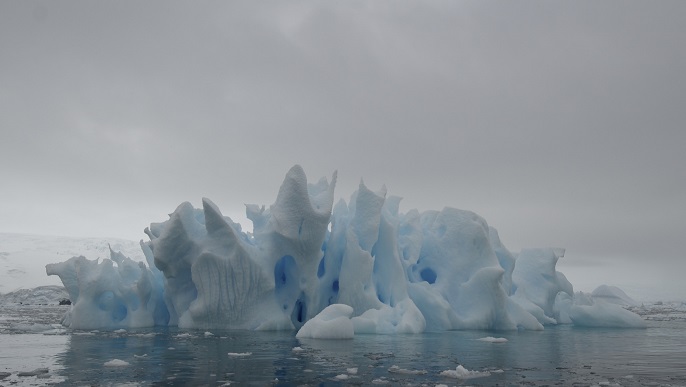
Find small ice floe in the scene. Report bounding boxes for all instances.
[440,365,491,379]
[346,367,358,375]
[104,359,130,367]
[73,331,95,336]
[227,352,252,357]
[168,347,175,350]
[435,384,449,387]
[133,354,148,359]
[295,304,355,339]
[137,333,156,338]
[114,329,127,334]
[204,331,214,337]
[175,333,192,338]
[477,336,508,343]
[388,365,427,375]
[292,346,305,352]
[333,374,350,380]
[371,378,389,384]
[18,368,49,377]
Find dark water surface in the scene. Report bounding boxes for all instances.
[1,304,685,386]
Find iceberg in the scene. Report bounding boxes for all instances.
[46,165,645,332]
[591,284,639,306]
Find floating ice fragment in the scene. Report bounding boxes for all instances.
[347,367,358,374]
[440,365,490,379]
[292,346,304,352]
[334,374,349,380]
[296,304,354,339]
[371,378,389,384]
[114,329,127,334]
[175,333,192,338]
[104,359,130,367]
[477,336,508,343]
[204,331,214,337]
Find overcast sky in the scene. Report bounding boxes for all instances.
[1,1,684,299]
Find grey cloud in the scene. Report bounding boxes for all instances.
[1,1,684,297]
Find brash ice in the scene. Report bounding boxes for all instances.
[46,165,645,335]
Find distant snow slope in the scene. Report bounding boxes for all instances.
[0,233,144,293]
[0,285,69,305]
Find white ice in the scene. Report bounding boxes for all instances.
[477,337,508,343]
[296,304,354,339]
[439,365,491,379]
[567,292,647,328]
[46,165,646,333]
[591,284,639,306]
[104,359,130,367]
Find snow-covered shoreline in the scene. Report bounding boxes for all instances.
[0,233,144,294]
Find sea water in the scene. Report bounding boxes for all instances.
[1,304,685,386]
